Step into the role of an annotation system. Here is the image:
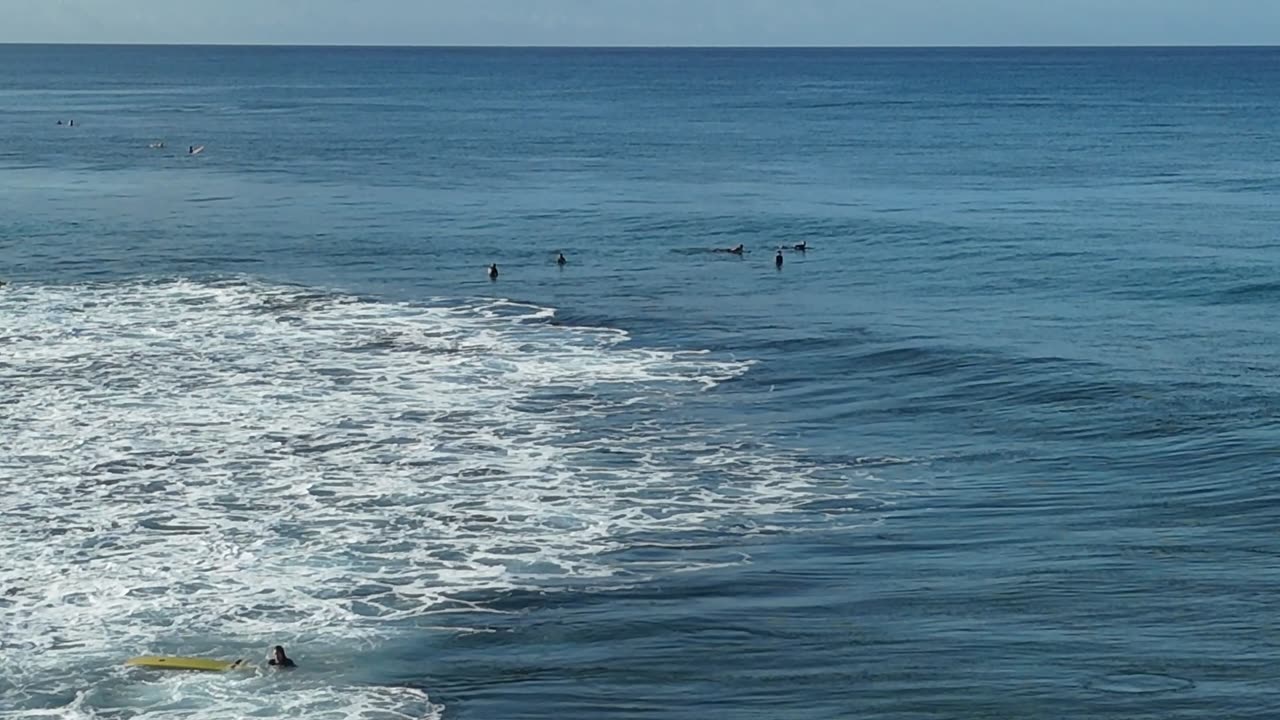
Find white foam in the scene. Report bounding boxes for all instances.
[0,278,892,717]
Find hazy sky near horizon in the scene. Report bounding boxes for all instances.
[3,0,1279,46]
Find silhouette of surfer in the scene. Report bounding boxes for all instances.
[556,252,567,266]
[488,263,499,280]
[775,250,784,269]
[715,244,744,255]
[268,645,295,669]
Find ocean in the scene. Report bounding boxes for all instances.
[2,44,1279,718]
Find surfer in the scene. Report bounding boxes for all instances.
[268,645,296,668]
[793,241,807,251]
[775,250,784,269]
[556,252,567,266]
[488,263,499,280]
[714,244,744,255]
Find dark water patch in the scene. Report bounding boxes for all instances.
[1085,671,1195,694]
[185,255,265,265]
[1201,177,1280,193]
[845,343,981,378]
[1211,279,1280,305]
[185,195,236,204]
[137,517,209,533]
[90,458,168,474]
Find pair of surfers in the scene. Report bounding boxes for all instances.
[487,252,568,280]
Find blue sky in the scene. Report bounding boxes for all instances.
[3,0,1278,46]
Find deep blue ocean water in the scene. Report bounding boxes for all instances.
[2,45,1280,718]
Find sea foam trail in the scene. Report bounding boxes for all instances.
[0,278,891,718]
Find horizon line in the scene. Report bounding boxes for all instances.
[2,42,1278,50]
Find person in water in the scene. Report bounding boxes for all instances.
[488,263,499,280]
[268,645,296,668]
[775,250,784,268]
[715,243,744,254]
[793,241,807,251]
[556,252,567,266]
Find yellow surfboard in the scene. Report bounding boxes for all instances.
[125,656,250,672]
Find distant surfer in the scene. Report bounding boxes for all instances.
[715,244,744,255]
[488,263,499,280]
[56,120,62,126]
[793,241,807,251]
[268,645,296,668]
[556,252,567,266]
[775,250,784,269]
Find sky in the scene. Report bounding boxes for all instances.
[2,0,1279,46]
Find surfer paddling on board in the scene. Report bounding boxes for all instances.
[268,645,296,668]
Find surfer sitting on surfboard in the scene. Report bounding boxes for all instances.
[268,645,296,668]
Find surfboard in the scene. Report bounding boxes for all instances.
[125,655,249,672]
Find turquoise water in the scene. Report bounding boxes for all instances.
[2,45,1280,718]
